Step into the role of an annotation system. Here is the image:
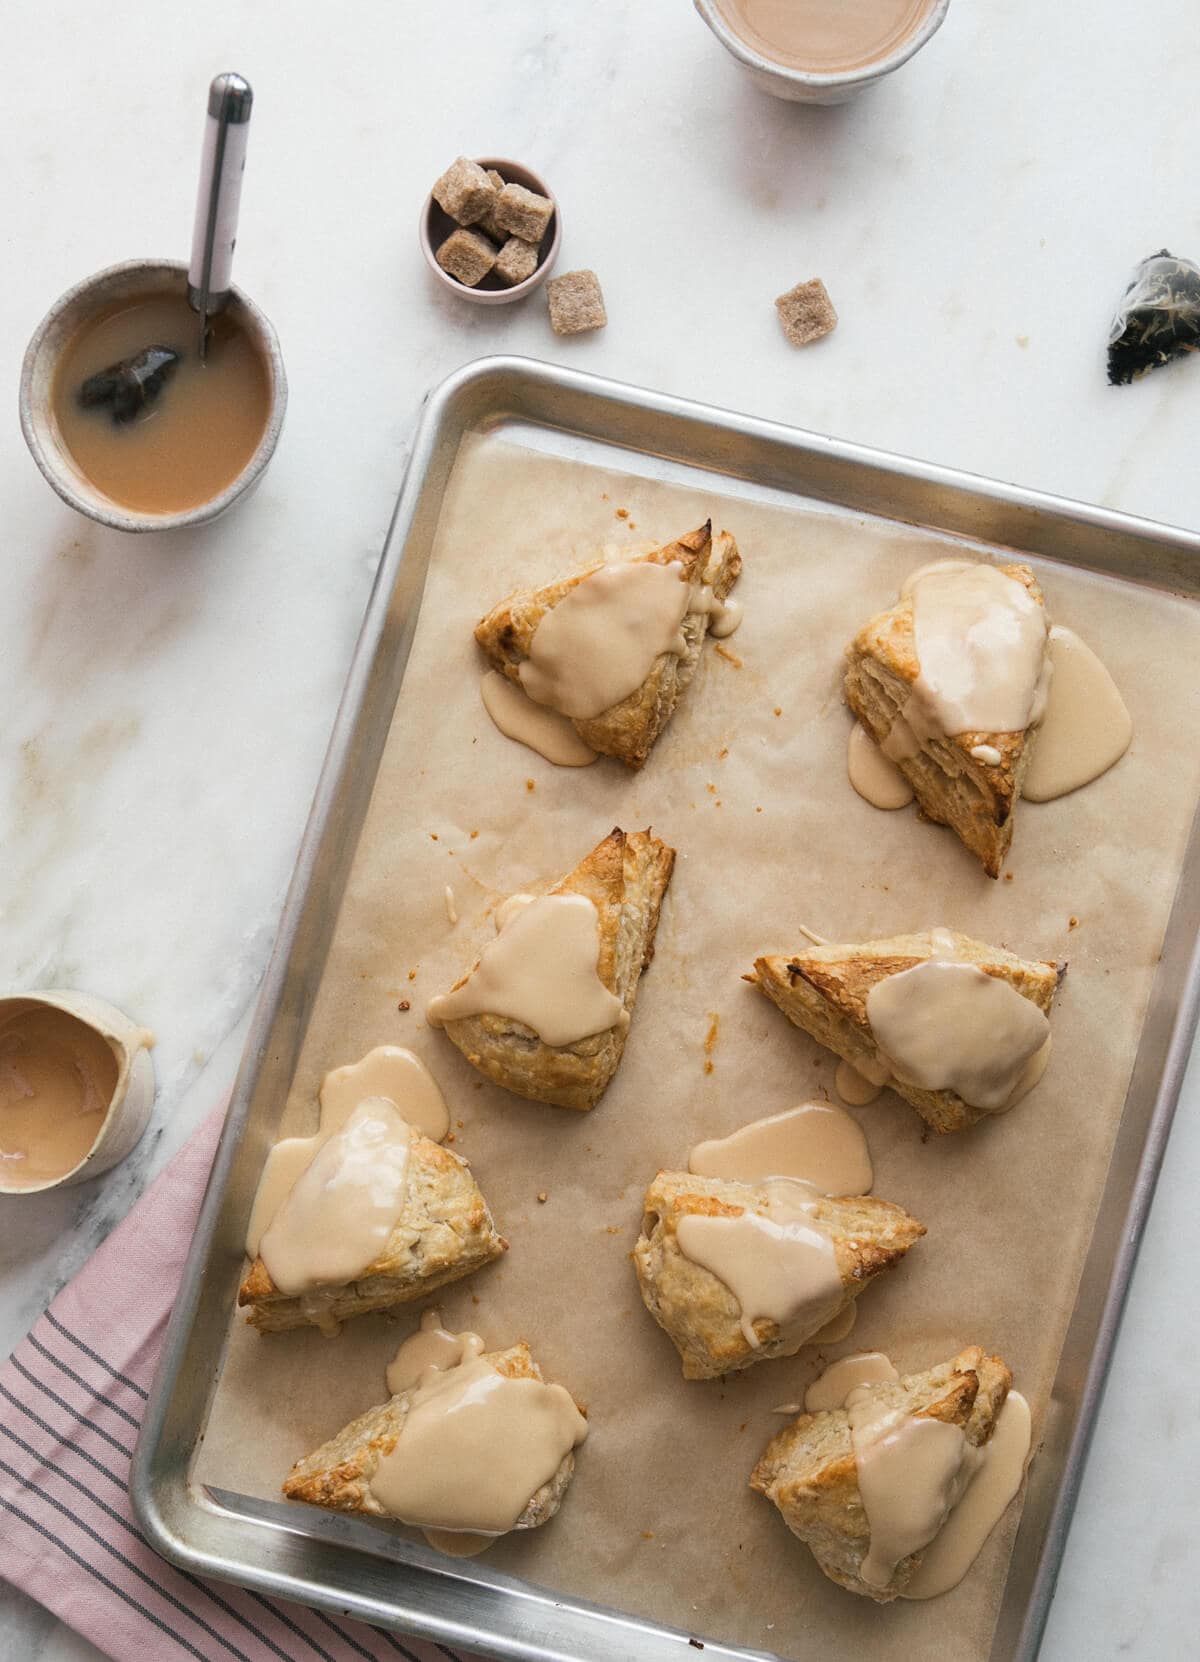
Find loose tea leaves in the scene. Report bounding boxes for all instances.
[79,344,181,423]
[1107,249,1200,385]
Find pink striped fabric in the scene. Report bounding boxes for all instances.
[0,1108,482,1662]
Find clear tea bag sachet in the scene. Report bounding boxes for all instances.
[1108,249,1200,385]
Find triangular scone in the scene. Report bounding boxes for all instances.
[475,524,742,769]
[432,827,674,1110]
[238,1134,505,1335]
[750,1346,1013,1601]
[845,563,1045,876]
[633,1171,925,1380]
[283,1342,579,1532]
[750,929,1063,1135]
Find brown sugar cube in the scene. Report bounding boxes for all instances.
[477,169,509,239]
[494,181,554,243]
[775,278,838,347]
[495,236,540,286]
[431,156,497,226]
[546,269,607,336]
[436,228,498,287]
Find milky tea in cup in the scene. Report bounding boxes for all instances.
[52,290,271,515]
[713,0,935,74]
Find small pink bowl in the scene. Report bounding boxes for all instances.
[420,156,560,306]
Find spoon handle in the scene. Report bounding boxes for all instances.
[188,73,253,359]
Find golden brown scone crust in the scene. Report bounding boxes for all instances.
[633,1171,925,1379]
[845,563,1044,877]
[283,1342,579,1532]
[436,826,675,1110]
[238,1132,506,1334]
[474,524,742,769]
[750,928,1063,1134]
[750,1345,1013,1601]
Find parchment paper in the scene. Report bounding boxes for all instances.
[196,430,1200,1660]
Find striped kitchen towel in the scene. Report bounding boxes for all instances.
[0,1107,481,1662]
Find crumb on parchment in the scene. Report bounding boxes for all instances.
[398,1000,410,1012]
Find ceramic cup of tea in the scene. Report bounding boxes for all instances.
[0,990,155,1196]
[19,258,287,533]
[694,0,951,103]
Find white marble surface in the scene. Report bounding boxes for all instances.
[2,1,1199,1657]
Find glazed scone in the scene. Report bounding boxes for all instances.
[750,928,1063,1134]
[845,563,1045,877]
[475,524,741,769]
[428,827,674,1110]
[283,1342,580,1532]
[633,1170,925,1380]
[238,1131,505,1334]
[750,1346,1012,1601]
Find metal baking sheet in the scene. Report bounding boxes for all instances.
[132,357,1200,1662]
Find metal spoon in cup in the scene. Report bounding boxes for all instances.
[188,72,254,361]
